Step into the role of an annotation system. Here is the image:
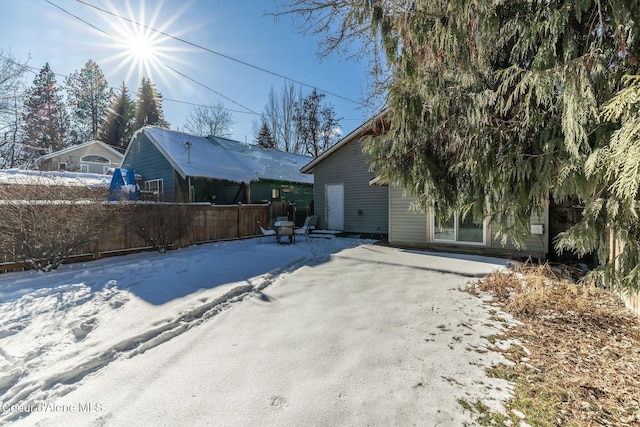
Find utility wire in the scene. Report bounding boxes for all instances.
[0,52,258,116]
[8,2,368,122]
[43,0,259,116]
[74,0,365,106]
[162,65,259,115]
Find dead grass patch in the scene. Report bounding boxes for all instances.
[468,263,640,426]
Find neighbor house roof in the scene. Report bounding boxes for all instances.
[130,127,313,184]
[33,140,124,164]
[300,109,389,174]
[0,169,111,187]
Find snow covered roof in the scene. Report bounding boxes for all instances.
[139,127,313,184]
[0,169,111,187]
[33,140,124,164]
[211,136,314,184]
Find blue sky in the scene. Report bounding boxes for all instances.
[0,0,377,143]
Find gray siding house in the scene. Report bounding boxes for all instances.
[306,111,552,260]
[301,113,389,235]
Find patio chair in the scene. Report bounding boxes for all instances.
[294,215,318,239]
[257,221,276,242]
[277,221,295,244]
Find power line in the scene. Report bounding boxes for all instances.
[74,0,365,106]
[162,65,259,116]
[43,0,259,116]
[163,98,259,115]
[0,53,364,123]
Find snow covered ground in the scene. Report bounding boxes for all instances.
[0,236,513,426]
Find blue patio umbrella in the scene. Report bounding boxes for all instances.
[109,168,125,201]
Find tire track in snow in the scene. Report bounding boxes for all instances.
[0,248,323,424]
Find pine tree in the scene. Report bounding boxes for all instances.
[256,121,276,148]
[99,82,134,149]
[22,63,69,159]
[65,60,112,142]
[279,0,640,291]
[134,77,169,130]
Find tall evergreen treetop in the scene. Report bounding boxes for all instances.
[256,121,276,148]
[65,60,111,142]
[134,77,169,130]
[99,82,134,149]
[22,63,69,157]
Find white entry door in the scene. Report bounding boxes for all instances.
[326,184,344,230]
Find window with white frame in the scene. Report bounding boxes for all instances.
[81,155,110,164]
[432,208,486,245]
[144,179,163,200]
[80,164,89,173]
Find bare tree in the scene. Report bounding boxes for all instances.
[270,1,389,113]
[0,50,29,168]
[294,89,341,157]
[0,182,108,271]
[262,82,301,152]
[183,101,234,137]
[127,202,191,254]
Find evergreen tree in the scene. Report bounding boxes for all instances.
[99,82,134,149]
[256,121,276,148]
[293,89,340,157]
[65,60,111,142]
[279,0,640,291]
[22,63,69,159]
[134,77,169,130]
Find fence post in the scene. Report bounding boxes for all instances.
[237,204,241,239]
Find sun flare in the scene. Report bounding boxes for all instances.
[93,0,190,86]
[126,32,157,62]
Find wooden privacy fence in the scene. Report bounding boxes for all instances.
[98,203,270,253]
[0,203,270,273]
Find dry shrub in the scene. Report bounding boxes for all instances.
[477,263,618,320]
[0,183,108,271]
[126,202,191,254]
[476,268,524,301]
[474,262,640,426]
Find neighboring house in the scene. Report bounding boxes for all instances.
[33,140,124,174]
[300,112,389,235]
[304,112,552,259]
[120,126,314,211]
